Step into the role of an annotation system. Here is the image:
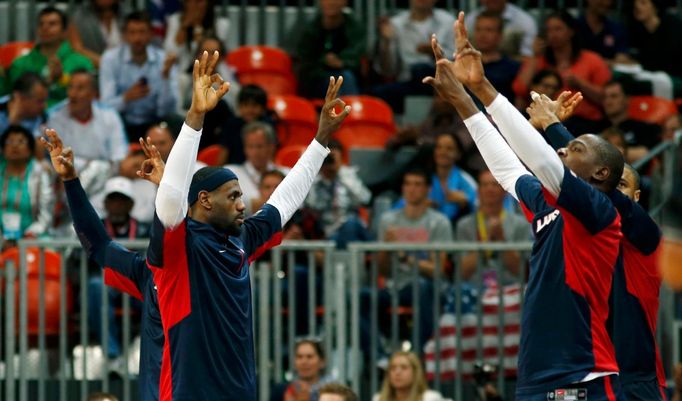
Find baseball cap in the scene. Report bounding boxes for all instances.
[103,176,135,201]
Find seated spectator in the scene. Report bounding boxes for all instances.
[320,383,359,401]
[221,84,275,164]
[576,0,630,63]
[527,69,562,102]
[472,11,521,105]
[0,72,48,138]
[47,69,128,166]
[252,169,285,212]
[281,339,332,401]
[372,351,444,401]
[662,114,681,141]
[371,0,455,114]
[176,36,238,133]
[163,0,229,76]
[99,11,178,141]
[294,0,364,98]
[465,0,538,59]
[592,80,661,163]
[629,0,682,78]
[0,126,54,250]
[305,140,372,248]
[456,169,530,285]
[68,0,126,67]
[395,133,477,224]
[226,122,289,215]
[360,169,452,354]
[88,176,148,359]
[8,6,94,107]
[513,11,611,125]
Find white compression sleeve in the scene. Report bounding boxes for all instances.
[155,123,202,228]
[485,94,565,198]
[267,139,330,225]
[463,112,531,201]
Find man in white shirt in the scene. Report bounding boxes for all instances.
[464,0,537,59]
[47,69,128,166]
[372,0,455,113]
[226,121,289,215]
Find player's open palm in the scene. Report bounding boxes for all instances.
[137,136,165,185]
[40,128,76,180]
[316,76,352,144]
[453,12,485,88]
[190,50,230,114]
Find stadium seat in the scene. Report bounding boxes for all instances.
[275,145,307,168]
[268,95,317,146]
[227,46,296,95]
[0,41,33,69]
[332,96,396,160]
[628,96,678,125]
[0,247,72,335]
[197,144,224,166]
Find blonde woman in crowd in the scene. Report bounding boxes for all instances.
[373,351,444,401]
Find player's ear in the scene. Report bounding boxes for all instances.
[198,191,212,210]
[634,189,641,203]
[592,166,609,184]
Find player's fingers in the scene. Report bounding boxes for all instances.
[192,58,200,81]
[333,75,344,98]
[206,50,220,76]
[338,105,352,120]
[210,73,225,86]
[431,34,443,60]
[199,50,208,76]
[39,137,53,152]
[46,128,63,149]
[216,82,230,99]
[422,76,436,85]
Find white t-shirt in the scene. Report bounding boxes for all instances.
[372,389,444,401]
[47,101,128,162]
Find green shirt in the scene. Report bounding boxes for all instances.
[8,41,94,106]
[0,160,34,239]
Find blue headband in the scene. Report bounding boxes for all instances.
[188,168,238,206]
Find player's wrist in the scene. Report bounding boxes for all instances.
[185,109,205,131]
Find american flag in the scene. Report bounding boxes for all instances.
[424,283,522,381]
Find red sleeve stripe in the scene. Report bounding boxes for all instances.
[103,268,143,301]
[248,231,284,264]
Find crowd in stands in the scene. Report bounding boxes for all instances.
[0,0,681,396]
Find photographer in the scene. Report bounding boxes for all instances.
[474,362,503,401]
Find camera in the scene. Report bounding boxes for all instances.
[473,362,498,386]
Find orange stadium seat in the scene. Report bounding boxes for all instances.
[1,247,73,335]
[227,46,296,95]
[197,144,224,166]
[628,96,678,125]
[268,95,318,146]
[0,41,33,69]
[275,145,307,168]
[333,96,396,160]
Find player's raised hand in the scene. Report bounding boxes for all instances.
[527,91,583,129]
[453,12,485,89]
[556,91,583,122]
[187,51,230,129]
[40,128,76,180]
[315,76,351,146]
[422,34,465,101]
[136,136,165,185]
[527,92,562,131]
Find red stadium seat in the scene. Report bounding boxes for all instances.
[275,145,307,168]
[1,247,62,279]
[268,95,318,146]
[628,96,677,125]
[197,144,224,166]
[0,41,33,69]
[227,46,296,95]
[332,96,396,160]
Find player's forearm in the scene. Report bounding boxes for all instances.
[611,190,661,255]
[463,112,529,200]
[267,140,330,225]
[64,178,112,266]
[485,94,564,198]
[156,122,202,228]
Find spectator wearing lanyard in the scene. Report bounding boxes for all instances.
[0,125,54,251]
[87,176,149,359]
[456,169,530,286]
